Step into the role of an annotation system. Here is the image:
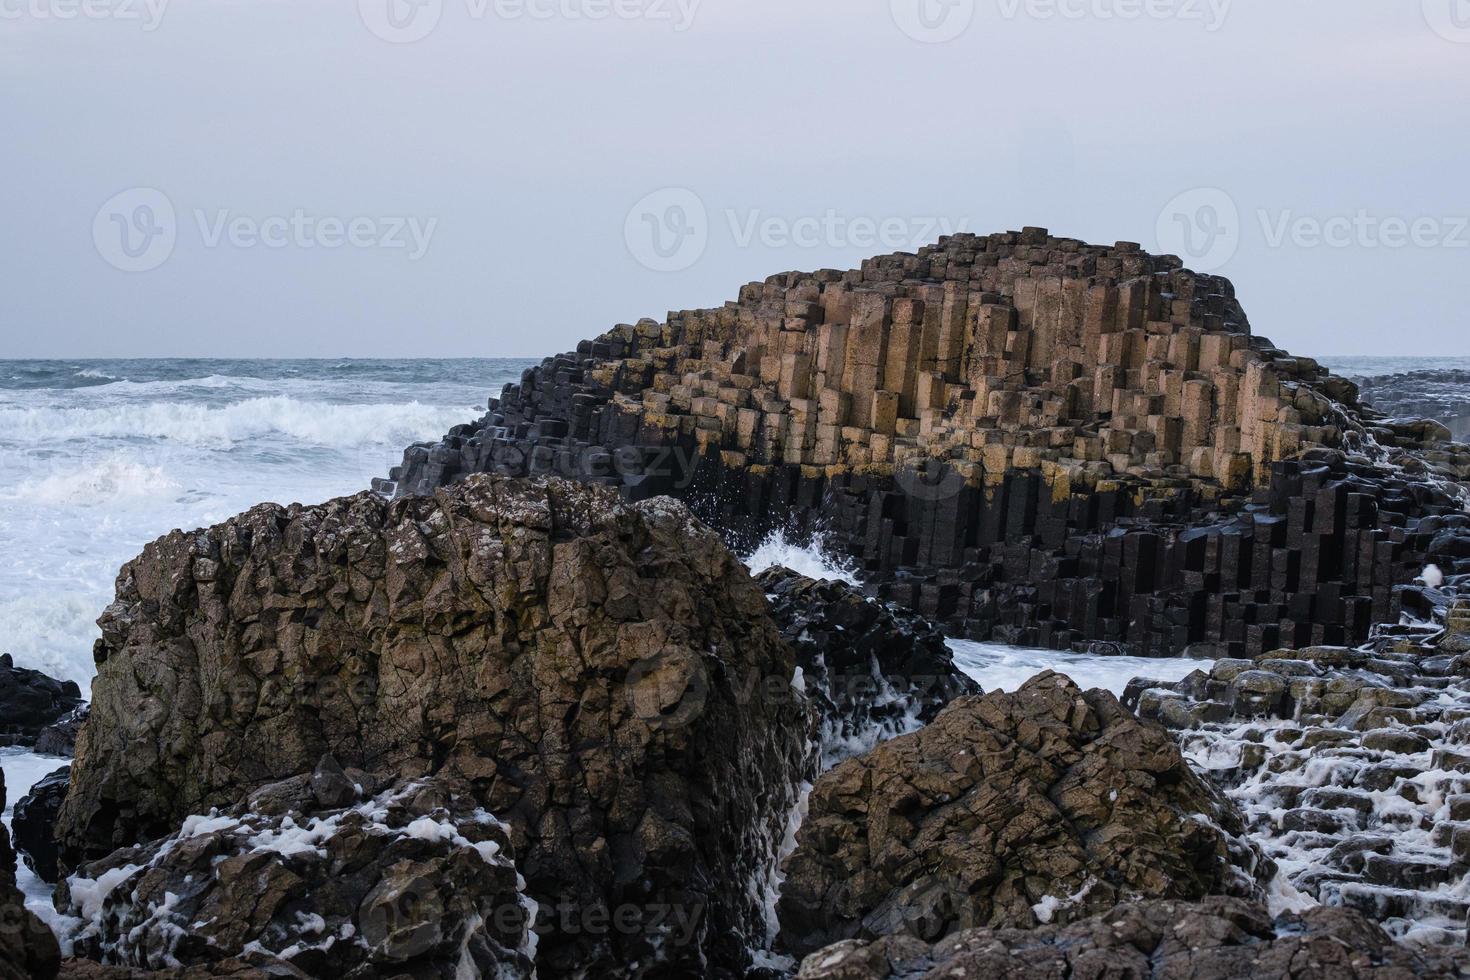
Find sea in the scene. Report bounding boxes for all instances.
[2,354,1467,931]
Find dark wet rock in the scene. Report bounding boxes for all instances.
[793,896,1470,979]
[0,653,84,747]
[58,768,534,979]
[56,960,269,979]
[386,235,1470,659]
[1355,369,1470,443]
[56,475,815,978]
[776,672,1270,958]
[0,767,62,980]
[1361,729,1431,755]
[13,765,69,883]
[755,566,980,767]
[35,704,90,757]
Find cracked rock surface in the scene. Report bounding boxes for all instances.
[0,767,62,980]
[59,765,534,979]
[792,896,1470,979]
[56,475,815,978]
[776,672,1271,959]
[755,566,979,769]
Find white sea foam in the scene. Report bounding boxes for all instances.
[1,747,76,938]
[0,593,106,688]
[0,396,470,449]
[0,364,512,687]
[744,530,860,585]
[948,641,1212,698]
[8,456,180,506]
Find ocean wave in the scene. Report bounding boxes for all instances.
[10,456,181,506]
[0,396,473,449]
[744,530,860,585]
[0,591,102,687]
[73,368,118,381]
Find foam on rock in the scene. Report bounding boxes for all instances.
[1128,593,1470,946]
[755,566,980,769]
[0,767,62,980]
[57,765,535,978]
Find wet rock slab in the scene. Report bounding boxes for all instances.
[13,764,68,883]
[59,762,534,978]
[0,767,62,980]
[0,653,84,748]
[793,896,1470,979]
[756,566,980,768]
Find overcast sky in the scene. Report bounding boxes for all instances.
[2,0,1467,359]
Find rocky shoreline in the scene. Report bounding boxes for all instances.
[1354,370,1470,444]
[379,232,1470,657]
[3,234,1470,978]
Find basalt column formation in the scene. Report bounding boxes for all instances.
[384,230,1470,657]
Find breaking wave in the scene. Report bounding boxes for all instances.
[0,396,473,450]
[744,530,860,585]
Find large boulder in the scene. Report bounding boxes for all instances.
[14,765,69,883]
[58,764,535,978]
[755,567,979,768]
[0,768,62,980]
[0,653,84,747]
[776,672,1271,958]
[56,475,815,977]
[793,897,1470,979]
